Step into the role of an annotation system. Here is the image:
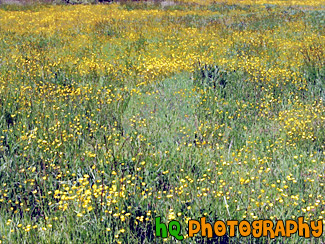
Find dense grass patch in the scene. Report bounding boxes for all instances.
[0,1,324,243]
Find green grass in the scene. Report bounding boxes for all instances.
[0,1,324,243]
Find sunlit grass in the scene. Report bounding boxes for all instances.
[0,0,324,243]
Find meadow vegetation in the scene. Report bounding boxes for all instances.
[0,0,324,243]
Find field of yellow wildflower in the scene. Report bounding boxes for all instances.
[0,0,324,243]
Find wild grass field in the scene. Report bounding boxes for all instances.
[0,0,324,243]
